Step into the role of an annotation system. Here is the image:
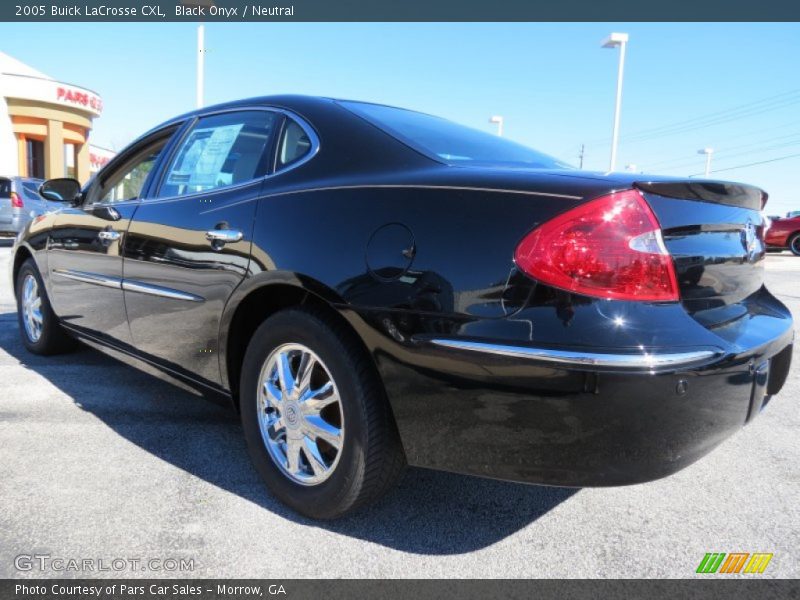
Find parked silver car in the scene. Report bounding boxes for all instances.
[0,176,60,236]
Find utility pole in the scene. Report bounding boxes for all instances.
[489,115,504,137]
[601,33,629,172]
[196,25,205,109]
[698,147,714,176]
[578,144,585,169]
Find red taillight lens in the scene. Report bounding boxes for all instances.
[514,189,679,302]
[10,191,23,208]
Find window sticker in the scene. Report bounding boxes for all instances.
[167,124,244,192]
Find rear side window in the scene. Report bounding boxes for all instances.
[276,119,313,169]
[158,110,278,198]
[0,179,10,198]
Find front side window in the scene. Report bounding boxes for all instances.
[98,148,163,204]
[158,111,278,198]
[340,101,572,170]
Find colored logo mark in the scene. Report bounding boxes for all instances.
[696,552,773,574]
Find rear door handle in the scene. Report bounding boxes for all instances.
[98,230,121,242]
[205,229,243,245]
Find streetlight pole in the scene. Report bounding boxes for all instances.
[601,32,629,172]
[489,115,504,137]
[698,147,714,176]
[196,25,205,109]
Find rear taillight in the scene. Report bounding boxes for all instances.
[514,189,679,302]
[10,192,23,208]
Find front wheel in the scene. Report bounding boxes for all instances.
[240,308,405,519]
[15,258,76,355]
[789,233,800,256]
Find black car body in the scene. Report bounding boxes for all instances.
[11,95,794,517]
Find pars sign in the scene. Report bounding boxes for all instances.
[56,86,103,113]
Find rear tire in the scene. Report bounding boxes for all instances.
[789,233,800,256]
[15,258,76,355]
[240,307,405,519]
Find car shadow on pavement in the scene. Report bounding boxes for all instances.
[0,314,577,555]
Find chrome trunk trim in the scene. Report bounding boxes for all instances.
[430,339,719,369]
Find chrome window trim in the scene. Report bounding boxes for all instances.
[145,106,320,204]
[429,339,720,370]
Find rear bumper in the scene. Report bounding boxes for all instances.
[0,211,25,234]
[354,303,794,487]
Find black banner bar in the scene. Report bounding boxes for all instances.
[2,579,800,600]
[3,0,800,22]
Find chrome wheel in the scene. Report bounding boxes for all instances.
[257,343,344,485]
[21,273,43,343]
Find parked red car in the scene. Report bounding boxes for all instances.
[766,215,800,255]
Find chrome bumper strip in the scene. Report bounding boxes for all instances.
[429,339,719,369]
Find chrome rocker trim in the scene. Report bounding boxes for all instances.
[429,339,720,370]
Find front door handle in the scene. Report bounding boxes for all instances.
[98,230,121,242]
[205,229,243,245]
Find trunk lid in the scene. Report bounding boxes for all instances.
[635,179,767,326]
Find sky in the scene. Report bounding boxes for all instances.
[1,22,798,215]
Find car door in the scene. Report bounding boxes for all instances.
[122,109,281,388]
[47,127,179,345]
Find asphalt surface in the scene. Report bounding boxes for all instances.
[0,239,798,579]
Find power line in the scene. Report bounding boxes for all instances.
[648,137,800,172]
[627,98,800,144]
[645,129,800,169]
[689,151,800,176]
[585,89,800,147]
[614,90,800,144]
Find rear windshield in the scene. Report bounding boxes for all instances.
[340,101,572,170]
[0,178,10,197]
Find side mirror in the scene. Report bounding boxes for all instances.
[39,178,82,203]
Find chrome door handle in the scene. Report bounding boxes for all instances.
[205,229,243,244]
[98,230,121,242]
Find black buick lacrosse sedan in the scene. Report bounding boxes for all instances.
[12,96,793,518]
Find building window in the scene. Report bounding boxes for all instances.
[64,144,76,179]
[26,139,45,179]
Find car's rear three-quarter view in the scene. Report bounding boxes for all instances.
[10,95,794,519]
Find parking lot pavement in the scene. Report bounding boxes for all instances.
[0,240,798,579]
